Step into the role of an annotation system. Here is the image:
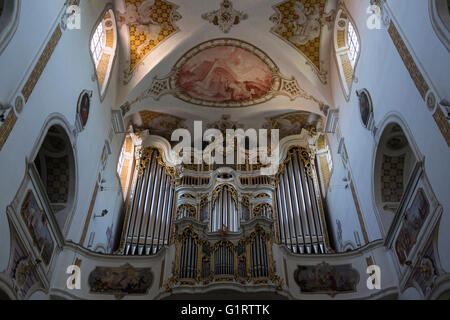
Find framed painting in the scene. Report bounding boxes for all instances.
[387,164,442,288]
[395,189,429,266]
[20,190,55,266]
[294,262,359,297]
[88,264,153,299]
[76,90,92,130]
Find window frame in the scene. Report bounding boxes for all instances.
[89,6,118,101]
[333,6,362,101]
[347,21,360,67]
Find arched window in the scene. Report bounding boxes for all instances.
[0,0,20,55]
[334,7,361,100]
[347,22,360,67]
[429,0,450,51]
[90,8,117,100]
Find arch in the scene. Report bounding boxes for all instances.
[0,278,15,300]
[90,6,118,100]
[176,204,197,220]
[333,5,361,101]
[27,289,48,300]
[94,244,107,254]
[429,0,450,51]
[252,203,273,219]
[401,286,423,300]
[30,114,78,236]
[429,274,450,299]
[372,113,423,236]
[0,0,20,55]
[343,241,356,252]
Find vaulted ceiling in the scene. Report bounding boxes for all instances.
[113,0,338,137]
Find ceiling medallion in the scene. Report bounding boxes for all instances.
[202,0,248,33]
[129,38,326,109]
[270,0,335,84]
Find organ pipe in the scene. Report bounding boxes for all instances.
[122,149,175,256]
[211,185,239,233]
[275,148,329,254]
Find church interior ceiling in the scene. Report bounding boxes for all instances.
[116,0,182,83]
[115,0,337,125]
[270,0,335,82]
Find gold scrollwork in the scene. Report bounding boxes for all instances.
[176,204,198,220]
[252,203,273,218]
[164,225,283,292]
[211,184,238,205]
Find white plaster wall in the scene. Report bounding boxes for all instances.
[324,0,450,273]
[50,242,167,300]
[84,134,127,253]
[0,0,62,102]
[0,0,126,271]
[388,0,450,99]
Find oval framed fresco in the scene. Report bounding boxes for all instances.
[356,89,373,129]
[171,39,281,108]
[76,90,92,129]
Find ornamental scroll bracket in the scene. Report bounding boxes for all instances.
[201,0,248,33]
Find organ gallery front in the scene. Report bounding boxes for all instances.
[116,131,332,291]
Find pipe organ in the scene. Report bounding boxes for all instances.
[120,148,175,256]
[118,141,331,274]
[167,225,282,290]
[275,147,329,254]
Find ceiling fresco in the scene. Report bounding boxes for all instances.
[270,0,335,83]
[262,111,324,138]
[177,46,273,104]
[125,38,327,109]
[131,110,186,141]
[117,0,182,82]
[114,1,335,131]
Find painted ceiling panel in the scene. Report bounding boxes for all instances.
[117,0,181,71]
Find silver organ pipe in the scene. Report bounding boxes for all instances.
[275,148,329,254]
[214,243,234,277]
[211,186,239,233]
[122,150,175,256]
[291,152,308,253]
[250,234,268,278]
[142,158,159,255]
